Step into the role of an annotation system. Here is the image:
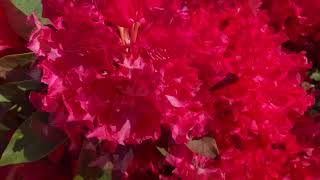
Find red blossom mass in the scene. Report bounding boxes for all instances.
[0,0,317,179]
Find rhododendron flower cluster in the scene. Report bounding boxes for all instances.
[0,0,319,179]
[263,0,320,64]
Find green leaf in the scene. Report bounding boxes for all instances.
[301,81,314,91]
[0,103,24,131]
[0,95,10,103]
[77,141,113,180]
[0,1,33,39]
[311,71,320,81]
[73,175,84,180]
[0,113,67,166]
[156,146,169,157]
[2,80,40,91]
[10,0,50,24]
[97,162,112,180]
[14,80,41,91]
[186,137,219,159]
[98,172,112,180]
[0,53,35,69]
[0,123,10,132]
[0,0,50,39]
[0,80,41,131]
[0,80,41,103]
[0,53,35,78]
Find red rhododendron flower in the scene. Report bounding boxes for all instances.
[262,0,320,63]
[29,0,210,146]
[27,0,320,179]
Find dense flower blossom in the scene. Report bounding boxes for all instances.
[262,0,320,63]
[29,0,210,146]
[26,0,320,179]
